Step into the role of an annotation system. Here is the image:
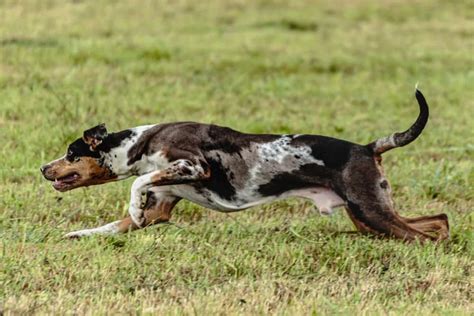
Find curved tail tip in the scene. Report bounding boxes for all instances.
[415,88,426,101]
[415,82,423,96]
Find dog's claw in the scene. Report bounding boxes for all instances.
[319,207,335,216]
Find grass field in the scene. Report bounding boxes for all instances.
[1,0,473,314]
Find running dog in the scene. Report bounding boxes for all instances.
[41,89,449,241]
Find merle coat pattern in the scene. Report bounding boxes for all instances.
[41,90,449,241]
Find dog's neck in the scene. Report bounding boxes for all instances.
[103,125,158,179]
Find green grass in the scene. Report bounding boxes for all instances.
[1,0,473,314]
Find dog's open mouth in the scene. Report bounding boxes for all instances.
[52,173,80,191]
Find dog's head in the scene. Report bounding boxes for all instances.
[40,124,117,192]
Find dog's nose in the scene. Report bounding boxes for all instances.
[40,165,50,175]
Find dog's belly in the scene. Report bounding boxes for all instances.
[169,184,266,211]
[170,185,345,215]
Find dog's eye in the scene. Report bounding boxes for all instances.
[66,150,76,162]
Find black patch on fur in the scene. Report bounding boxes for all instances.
[202,125,279,155]
[258,163,333,196]
[84,124,108,141]
[67,130,133,162]
[181,166,193,175]
[347,200,367,222]
[143,190,158,209]
[202,139,242,155]
[97,130,133,152]
[258,173,309,196]
[291,135,357,169]
[67,139,101,161]
[199,157,236,200]
[380,180,388,189]
[199,159,210,174]
[202,126,243,154]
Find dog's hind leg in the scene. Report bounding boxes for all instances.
[398,213,449,240]
[341,154,449,242]
[64,191,181,238]
[347,89,450,242]
[344,204,441,241]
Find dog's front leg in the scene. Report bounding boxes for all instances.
[64,190,181,238]
[63,219,125,238]
[128,159,210,227]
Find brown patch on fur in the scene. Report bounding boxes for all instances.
[400,213,450,240]
[83,135,102,150]
[82,123,107,150]
[116,197,181,233]
[149,160,211,186]
[149,170,183,185]
[143,199,180,225]
[43,157,116,191]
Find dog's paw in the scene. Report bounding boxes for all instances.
[318,207,335,216]
[63,230,90,239]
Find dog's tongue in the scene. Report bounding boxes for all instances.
[59,174,78,182]
[53,174,79,189]
[53,179,67,190]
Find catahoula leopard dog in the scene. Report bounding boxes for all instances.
[41,89,449,241]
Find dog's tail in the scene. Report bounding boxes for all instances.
[369,89,429,155]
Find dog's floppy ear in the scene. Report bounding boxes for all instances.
[83,123,108,151]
